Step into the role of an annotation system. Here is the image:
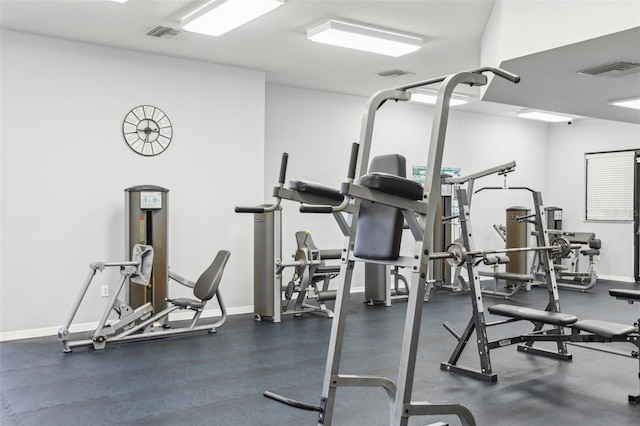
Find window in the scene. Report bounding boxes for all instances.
[585,149,637,221]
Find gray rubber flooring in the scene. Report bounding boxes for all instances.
[1,279,639,425]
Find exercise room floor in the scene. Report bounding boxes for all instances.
[1,279,639,425]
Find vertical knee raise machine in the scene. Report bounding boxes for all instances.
[264,67,521,426]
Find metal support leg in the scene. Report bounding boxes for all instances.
[318,258,355,425]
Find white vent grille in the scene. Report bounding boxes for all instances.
[376,69,416,78]
[146,26,183,40]
[578,61,640,78]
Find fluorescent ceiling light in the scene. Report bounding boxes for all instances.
[516,110,573,123]
[307,20,422,57]
[108,0,128,3]
[182,0,284,37]
[609,97,640,110]
[410,90,468,106]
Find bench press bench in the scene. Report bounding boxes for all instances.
[487,288,640,404]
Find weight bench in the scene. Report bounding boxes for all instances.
[486,290,640,404]
[477,254,534,299]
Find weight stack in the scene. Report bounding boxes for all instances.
[505,206,529,286]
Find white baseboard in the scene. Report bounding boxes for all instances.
[0,305,255,343]
[598,275,637,283]
[0,287,368,343]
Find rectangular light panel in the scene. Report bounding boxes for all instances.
[410,91,468,107]
[516,110,573,123]
[182,0,284,37]
[307,20,422,57]
[609,97,640,110]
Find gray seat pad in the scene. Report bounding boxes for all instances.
[167,298,203,309]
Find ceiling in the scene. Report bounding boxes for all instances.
[1,0,639,124]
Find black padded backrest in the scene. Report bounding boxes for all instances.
[193,250,231,302]
[369,154,406,177]
[353,154,407,260]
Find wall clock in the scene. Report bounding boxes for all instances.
[122,105,172,156]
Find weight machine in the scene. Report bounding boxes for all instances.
[263,67,522,426]
[58,247,231,352]
[531,230,600,291]
[235,153,349,322]
[280,230,340,318]
[59,185,231,352]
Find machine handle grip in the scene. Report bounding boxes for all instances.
[300,205,334,214]
[234,206,266,213]
[278,152,289,185]
[347,143,359,180]
[263,391,323,413]
[476,67,521,84]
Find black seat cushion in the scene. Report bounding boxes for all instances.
[573,319,636,338]
[167,298,203,310]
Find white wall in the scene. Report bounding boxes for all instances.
[0,30,264,336]
[546,119,640,280]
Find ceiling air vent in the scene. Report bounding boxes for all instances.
[376,69,416,78]
[578,61,640,78]
[146,26,183,40]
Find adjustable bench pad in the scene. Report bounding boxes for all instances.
[488,304,578,326]
[609,289,640,301]
[288,179,344,205]
[572,319,637,338]
[478,271,533,282]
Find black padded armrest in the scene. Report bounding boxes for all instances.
[287,179,344,206]
[609,289,640,301]
[488,304,578,326]
[357,173,423,200]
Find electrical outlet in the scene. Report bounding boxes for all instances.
[101,285,109,297]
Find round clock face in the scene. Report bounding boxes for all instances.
[122,105,172,156]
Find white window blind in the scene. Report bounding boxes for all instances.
[585,150,636,221]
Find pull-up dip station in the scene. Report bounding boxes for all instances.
[264,67,521,426]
